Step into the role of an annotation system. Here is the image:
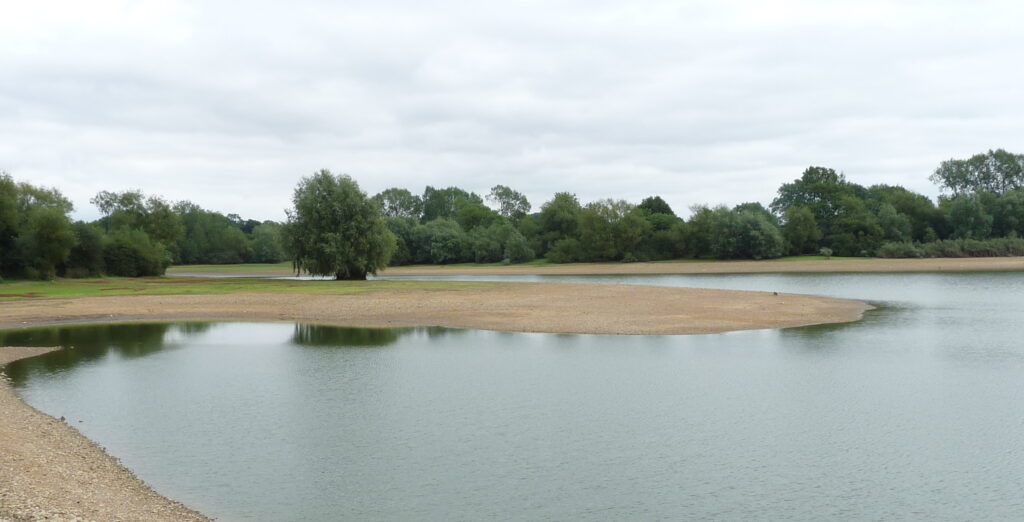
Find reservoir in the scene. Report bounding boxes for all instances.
[4,272,1024,521]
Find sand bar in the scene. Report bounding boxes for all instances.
[0,282,871,335]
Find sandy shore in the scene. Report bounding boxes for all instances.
[166,256,1024,279]
[379,256,1024,276]
[0,281,871,521]
[0,282,871,335]
[0,348,210,522]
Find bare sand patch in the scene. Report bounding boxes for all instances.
[0,282,871,335]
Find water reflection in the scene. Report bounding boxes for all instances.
[292,324,407,347]
[0,323,184,383]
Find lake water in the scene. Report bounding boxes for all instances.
[4,272,1024,521]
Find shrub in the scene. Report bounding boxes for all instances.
[103,229,170,276]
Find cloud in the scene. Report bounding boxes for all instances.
[2,0,1023,220]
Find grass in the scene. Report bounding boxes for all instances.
[166,262,293,274]
[0,277,497,302]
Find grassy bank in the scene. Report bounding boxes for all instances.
[0,277,495,302]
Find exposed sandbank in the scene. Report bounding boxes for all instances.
[0,348,210,522]
[0,282,871,335]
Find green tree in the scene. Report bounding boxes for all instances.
[416,219,469,264]
[865,185,942,241]
[103,228,169,276]
[249,222,286,263]
[782,206,822,255]
[537,192,581,255]
[283,170,396,280]
[930,149,1024,195]
[455,202,502,231]
[91,190,183,246]
[829,196,884,256]
[944,194,993,239]
[64,222,105,277]
[486,185,531,221]
[876,203,912,243]
[0,174,19,274]
[17,205,75,279]
[373,188,423,219]
[637,195,675,216]
[770,166,864,238]
[421,186,482,222]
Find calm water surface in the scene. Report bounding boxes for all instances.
[4,273,1024,521]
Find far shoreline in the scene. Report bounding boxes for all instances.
[166,255,1024,279]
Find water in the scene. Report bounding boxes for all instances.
[4,273,1024,521]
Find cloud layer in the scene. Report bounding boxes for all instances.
[3,0,1023,221]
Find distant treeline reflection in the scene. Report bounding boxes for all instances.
[1,322,462,384]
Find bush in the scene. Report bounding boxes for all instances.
[877,238,1024,259]
[103,229,170,276]
[547,238,582,263]
[876,241,922,258]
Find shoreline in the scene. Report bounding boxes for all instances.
[0,348,210,522]
[1,280,872,521]
[164,256,1024,279]
[380,256,1024,276]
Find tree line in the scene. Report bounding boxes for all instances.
[1,174,286,280]
[2,148,1023,280]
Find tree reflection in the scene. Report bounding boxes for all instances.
[291,324,408,347]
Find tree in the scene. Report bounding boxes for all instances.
[373,188,423,219]
[487,185,531,221]
[930,149,1024,195]
[455,202,502,231]
[17,205,75,279]
[637,196,675,216]
[91,190,183,246]
[537,192,581,255]
[944,194,993,240]
[770,166,863,238]
[865,184,942,241]
[283,170,396,280]
[829,196,884,256]
[421,186,482,222]
[64,222,105,277]
[782,206,822,255]
[250,222,286,263]
[0,174,18,274]
[876,203,912,243]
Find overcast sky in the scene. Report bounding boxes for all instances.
[3,0,1023,222]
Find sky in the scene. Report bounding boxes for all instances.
[2,0,1024,222]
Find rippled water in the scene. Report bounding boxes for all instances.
[4,272,1024,521]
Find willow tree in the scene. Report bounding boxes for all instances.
[283,170,395,280]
